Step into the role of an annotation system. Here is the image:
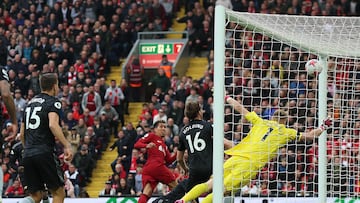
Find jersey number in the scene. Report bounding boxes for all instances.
[262,128,273,141]
[158,145,166,156]
[25,107,42,129]
[185,132,206,153]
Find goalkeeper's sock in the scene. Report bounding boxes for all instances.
[182,183,209,202]
[201,193,213,203]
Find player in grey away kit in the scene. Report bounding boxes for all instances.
[19,73,73,203]
[177,101,213,199]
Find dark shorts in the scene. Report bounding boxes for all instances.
[23,153,64,193]
[187,169,212,192]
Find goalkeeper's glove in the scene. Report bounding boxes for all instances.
[225,95,230,102]
[319,116,332,131]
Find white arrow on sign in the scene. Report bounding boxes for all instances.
[165,44,171,53]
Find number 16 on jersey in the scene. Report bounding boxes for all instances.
[185,132,206,153]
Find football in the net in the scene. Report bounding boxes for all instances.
[305,59,323,75]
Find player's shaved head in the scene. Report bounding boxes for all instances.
[185,101,201,120]
[40,73,58,91]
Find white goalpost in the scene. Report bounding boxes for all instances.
[214,5,360,203]
[213,5,226,203]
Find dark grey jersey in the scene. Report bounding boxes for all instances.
[23,93,62,157]
[178,120,213,173]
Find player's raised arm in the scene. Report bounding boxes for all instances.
[225,95,250,115]
[165,146,176,165]
[300,117,332,141]
[134,133,155,149]
[19,122,25,147]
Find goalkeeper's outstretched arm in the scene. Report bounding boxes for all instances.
[300,117,332,141]
[225,96,249,115]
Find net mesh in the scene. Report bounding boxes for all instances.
[225,11,360,58]
[222,10,360,199]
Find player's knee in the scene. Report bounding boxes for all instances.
[168,181,177,189]
[49,187,66,199]
[31,191,43,203]
[206,179,213,191]
[142,183,153,196]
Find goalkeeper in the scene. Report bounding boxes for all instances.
[176,95,332,203]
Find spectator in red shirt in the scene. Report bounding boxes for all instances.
[112,163,127,180]
[134,120,177,203]
[281,182,295,196]
[74,59,85,73]
[2,10,12,26]
[129,149,140,174]
[260,181,270,196]
[81,85,102,116]
[71,102,82,121]
[80,108,95,127]
[139,103,150,121]
[5,179,24,197]
[2,164,11,189]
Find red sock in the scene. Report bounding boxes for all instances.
[138,194,150,203]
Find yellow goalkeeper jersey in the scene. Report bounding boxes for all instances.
[225,111,302,167]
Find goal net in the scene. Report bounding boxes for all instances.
[213,6,360,203]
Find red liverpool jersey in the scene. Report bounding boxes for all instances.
[134,132,176,167]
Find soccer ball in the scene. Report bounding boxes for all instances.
[305,59,323,75]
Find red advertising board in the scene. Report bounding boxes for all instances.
[139,54,179,68]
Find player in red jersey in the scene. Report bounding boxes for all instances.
[134,120,177,203]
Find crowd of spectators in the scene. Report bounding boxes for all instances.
[0,0,359,200]
[0,0,184,198]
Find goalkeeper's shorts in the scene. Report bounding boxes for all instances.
[223,156,259,192]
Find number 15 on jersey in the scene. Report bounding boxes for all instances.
[25,107,42,130]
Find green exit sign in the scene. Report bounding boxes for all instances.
[140,43,173,54]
